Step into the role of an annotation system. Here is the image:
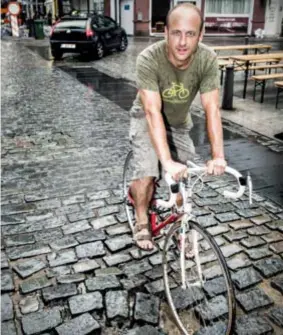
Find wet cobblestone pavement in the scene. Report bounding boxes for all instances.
[1,38,283,334]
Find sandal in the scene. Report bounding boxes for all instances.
[133,222,154,251]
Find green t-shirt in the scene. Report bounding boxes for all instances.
[132,40,220,128]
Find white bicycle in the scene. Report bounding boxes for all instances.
[123,152,253,335]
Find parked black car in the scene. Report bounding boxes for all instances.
[50,11,128,60]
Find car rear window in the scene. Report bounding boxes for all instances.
[55,20,87,29]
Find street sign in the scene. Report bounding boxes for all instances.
[8,2,21,16]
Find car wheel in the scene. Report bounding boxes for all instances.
[95,41,104,59]
[118,35,128,51]
[51,50,63,60]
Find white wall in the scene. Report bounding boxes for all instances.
[264,0,283,36]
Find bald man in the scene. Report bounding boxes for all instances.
[129,3,226,250]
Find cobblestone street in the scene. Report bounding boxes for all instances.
[1,37,283,335]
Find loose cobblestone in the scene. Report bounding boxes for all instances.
[240,236,266,248]
[97,205,120,217]
[42,283,77,302]
[69,292,103,315]
[5,233,35,247]
[215,212,240,223]
[73,259,100,273]
[1,270,14,292]
[48,249,77,267]
[254,258,283,278]
[56,313,100,335]
[229,219,254,230]
[90,215,117,230]
[134,292,160,325]
[1,251,9,269]
[85,275,121,291]
[227,253,252,270]
[19,295,39,314]
[13,258,46,278]
[197,215,218,228]
[1,294,13,321]
[20,275,52,293]
[265,220,283,232]
[220,243,243,258]
[251,214,272,225]
[268,306,283,327]
[120,275,147,291]
[49,236,78,251]
[57,273,85,284]
[104,234,132,252]
[203,276,228,297]
[1,321,17,335]
[270,241,283,254]
[206,225,230,236]
[271,275,283,294]
[6,243,51,260]
[21,307,62,334]
[224,230,248,242]
[67,209,96,223]
[75,241,106,258]
[232,267,263,290]
[247,226,271,236]
[234,314,274,335]
[106,290,129,320]
[74,229,106,243]
[236,287,273,312]
[62,220,91,235]
[106,224,131,236]
[103,253,132,267]
[245,247,273,260]
[123,259,152,276]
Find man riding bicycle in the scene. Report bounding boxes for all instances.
[129,3,226,250]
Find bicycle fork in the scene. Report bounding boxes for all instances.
[179,217,205,289]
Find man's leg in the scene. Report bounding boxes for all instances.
[129,115,159,250]
[130,177,154,249]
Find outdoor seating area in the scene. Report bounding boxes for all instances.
[214,43,283,108]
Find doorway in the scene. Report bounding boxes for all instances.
[120,0,134,35]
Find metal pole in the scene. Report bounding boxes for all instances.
[243,36,249,55]
[222,65,234,110]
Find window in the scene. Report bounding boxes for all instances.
[56,20,87,29]
[206,0,251,14]
[103,17,116,28]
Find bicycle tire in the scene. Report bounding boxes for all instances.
[162,220,236,335]
[123,150,135,233]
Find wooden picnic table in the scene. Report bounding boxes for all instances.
[230,52,283,99]
[212,44,272,55]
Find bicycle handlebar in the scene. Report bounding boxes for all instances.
[156,164,248,210]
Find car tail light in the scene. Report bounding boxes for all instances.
[86,22,94,37]
[86,29,94,37]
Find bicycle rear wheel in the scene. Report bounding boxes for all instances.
[163,221,236,335]
[123,151,135,233]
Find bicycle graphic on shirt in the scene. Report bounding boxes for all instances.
[162,82,190,100]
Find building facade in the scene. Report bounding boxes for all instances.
[104,0,283,37]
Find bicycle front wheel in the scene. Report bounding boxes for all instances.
[163,221,236,335]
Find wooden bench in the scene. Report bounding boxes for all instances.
[274,81,283,108]
[251,73,283,103]
[218,60,283,85]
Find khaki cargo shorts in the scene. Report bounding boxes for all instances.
[129,113,196,180]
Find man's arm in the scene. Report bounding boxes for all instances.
[140,89,188,180]
[200,88,226,174]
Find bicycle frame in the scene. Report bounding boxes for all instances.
[126,181,184,238]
